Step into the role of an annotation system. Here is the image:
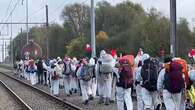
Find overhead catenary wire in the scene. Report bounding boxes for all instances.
[0,0,22,32]
[50,0,89,23]
[0,0,13,28]
[49,0,72,23]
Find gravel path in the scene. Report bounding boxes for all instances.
[0,72,68,110]
[0,81,22,110]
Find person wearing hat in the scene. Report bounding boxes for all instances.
[76,59,93,105]
[140,53,161,110]
[96,50,115,105]
[51,61,63,96]
[89,57,97,98]
[63,57,72,96]
[70,57,78,93]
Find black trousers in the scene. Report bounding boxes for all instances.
[43,71,47,84]
[38,71,43,84]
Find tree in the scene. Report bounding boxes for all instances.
[61,4,90,38]
[66,37,88,57]
[177,18,193,58]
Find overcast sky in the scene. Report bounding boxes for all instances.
[0,0,194,60]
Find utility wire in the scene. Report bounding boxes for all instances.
[47,0,72,23]
[0,0,22,31]
[0,0,13,30]
[50,0,89,23]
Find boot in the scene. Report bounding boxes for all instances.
[83,100,89,105]
[89,95,94,100]
[105,97,110,105]
[98,96,104,104]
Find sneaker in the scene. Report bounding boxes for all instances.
[89,95,94,100]
[83,100,89,105]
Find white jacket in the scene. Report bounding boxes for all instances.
[157,68,165,92]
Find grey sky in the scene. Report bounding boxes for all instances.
[0,0,194,61]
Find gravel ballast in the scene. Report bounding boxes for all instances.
[0,73,68,110]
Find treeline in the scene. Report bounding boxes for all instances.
[12,1,195,60]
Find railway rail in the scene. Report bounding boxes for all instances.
[0,71,83,110]
[0,80,32,110]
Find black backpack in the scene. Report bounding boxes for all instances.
[141,58,159,92]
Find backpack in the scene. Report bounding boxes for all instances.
[117,59,134,89]
[99,54,113,74]
[164,61,184,94]
[80,65,93,81]
[141,58,159,92]
[63,62,72,75]
[51,70,59,80]
[173,58,190,87]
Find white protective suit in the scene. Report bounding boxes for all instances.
[96,50,115,104]
[157,68,182,110]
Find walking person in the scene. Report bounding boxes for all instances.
[51,61,63,96]
[116,57,134,110]
[37,58,44,84]
[28,59,37,85]
[157,57,185,110]
[42,59,48,86]
[97,50,115,105]
[140,54,161,110]
[135,61,144,110]
[89,57,97,98]
[63,57,72,96]
[70,58,78,93]
[77,59,93,105]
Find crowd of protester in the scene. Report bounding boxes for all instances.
[14,49,195,110]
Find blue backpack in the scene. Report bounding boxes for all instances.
[80,65,93,81]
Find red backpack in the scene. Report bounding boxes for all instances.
[164,61,185,94]
[117,59,134,89]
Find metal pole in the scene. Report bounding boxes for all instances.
[46,5,49,58]
[20,28,23,58]
[170,0,177,57]
[2,38,4,62]
[26,0,29,44]
[1,45,3,62]
[11,14,13,66]
[91,0,96,57]
[5,42,6,59]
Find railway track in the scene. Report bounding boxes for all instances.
[0,71,83,110]
[0,80,32,110]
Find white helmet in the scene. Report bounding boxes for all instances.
[142,53,150,62]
